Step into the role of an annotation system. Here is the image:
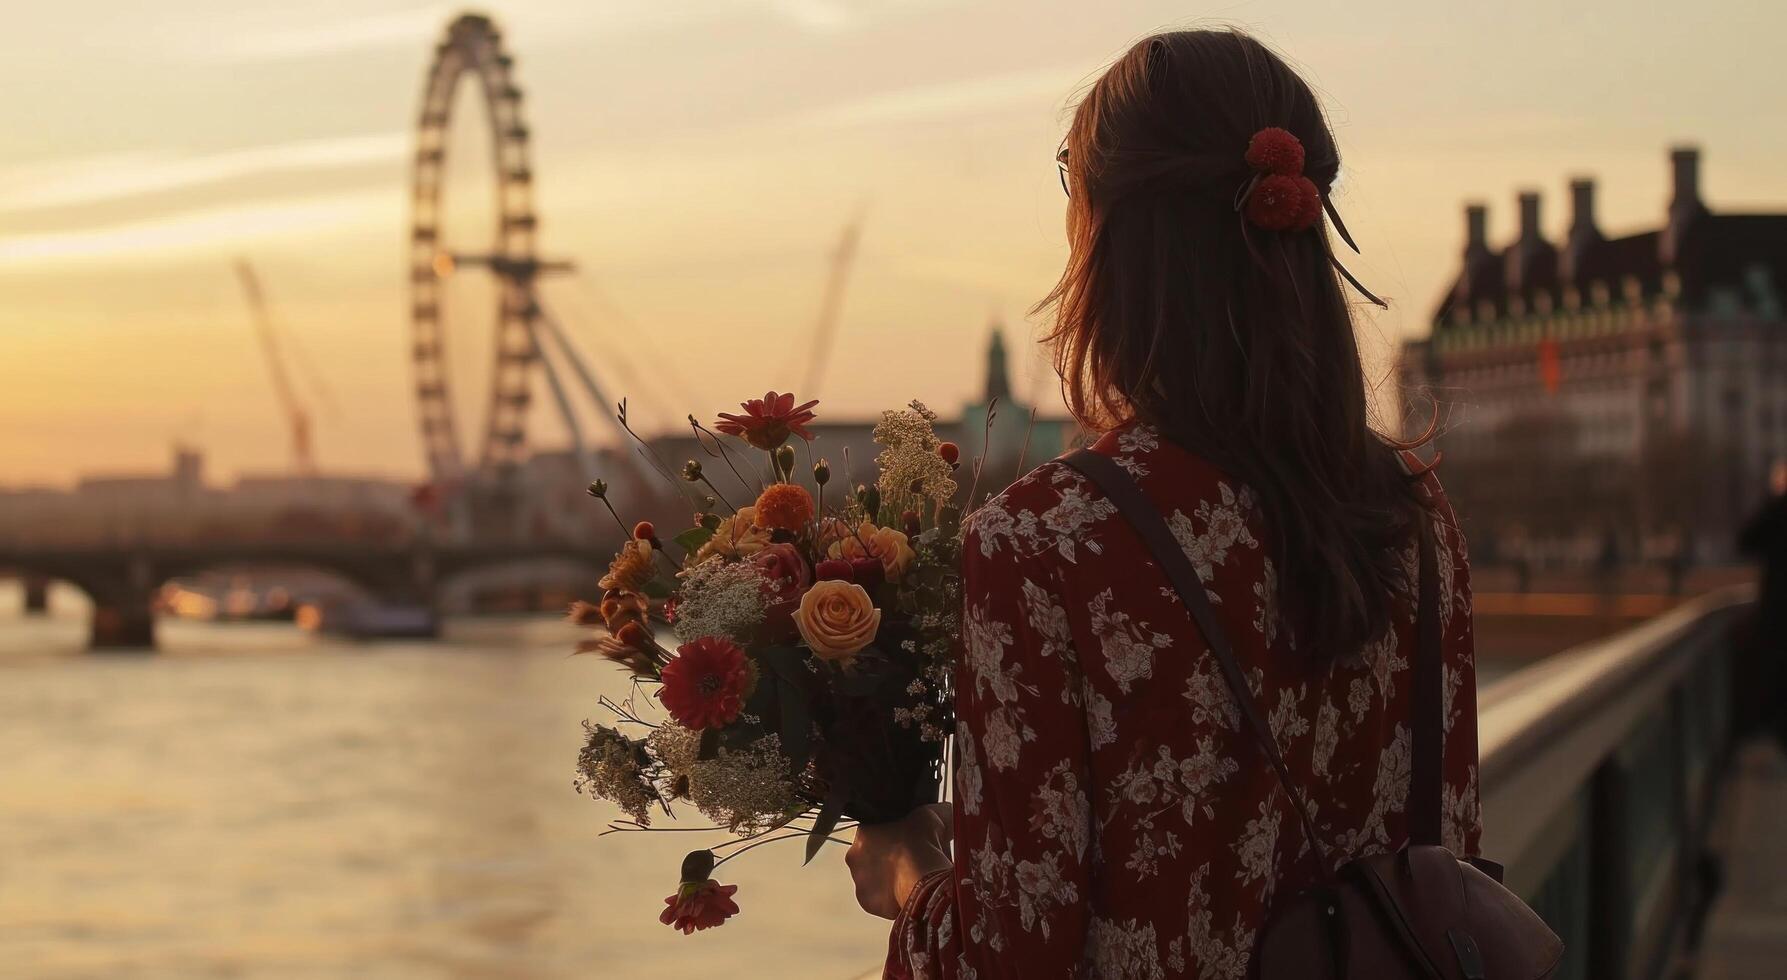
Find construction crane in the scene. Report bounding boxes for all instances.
[801,212,864,395]
[234,259,316,476]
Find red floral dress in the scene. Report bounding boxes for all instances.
[886,425,1481,979]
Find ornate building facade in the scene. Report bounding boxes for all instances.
[1399,146,1787,563]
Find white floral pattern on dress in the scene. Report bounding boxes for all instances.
[889,426,1482,980]
[1088,588,1173,693]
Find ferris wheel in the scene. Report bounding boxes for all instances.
[409,13,585,492]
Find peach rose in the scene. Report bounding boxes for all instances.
[695,507,771,563]
[811,517,853,555]
[794,580,881,663]
[827,522,917,582]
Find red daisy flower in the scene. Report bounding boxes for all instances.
[715,391,819,450]
[659,879,740,934]
[658,637,753,730]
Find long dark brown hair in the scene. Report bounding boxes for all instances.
[1042,29,1430,655]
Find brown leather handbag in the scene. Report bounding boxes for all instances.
[1061,449,1563,980]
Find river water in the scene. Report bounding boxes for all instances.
[0,583,1541,980]
[0,584,888,980]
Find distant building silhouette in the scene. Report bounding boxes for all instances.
[1400,145,1787,565]
[0,445,413,547]
[610,322,1078,526]
[2,328,1078,550]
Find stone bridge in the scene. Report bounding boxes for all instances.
[0,541,602,648]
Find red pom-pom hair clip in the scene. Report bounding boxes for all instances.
[1245,174,1323,231]
[1236,127,1321,232]
[1244,127,1306,177]
[1233,126,1388,308]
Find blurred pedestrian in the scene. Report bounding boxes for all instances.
[1738,460,1787,745]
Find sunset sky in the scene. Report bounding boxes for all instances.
[3,0,1783,486]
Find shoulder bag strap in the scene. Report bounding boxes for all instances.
[1408,487,1446,848]
[1059,448,1331,871]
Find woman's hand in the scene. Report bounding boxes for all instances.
[846,803,954,920]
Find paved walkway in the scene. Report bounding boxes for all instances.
[1698,739,1787,979]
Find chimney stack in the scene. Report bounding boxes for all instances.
[1562,177,1603,282]
[1569,179,1598,236]
[1449,203,1494,319]
[1664,144,1706,264]
[1464,203,1489,259]
[1517,191,1542,244]
[1670,146,1701,214]
[1506,190,1553,296]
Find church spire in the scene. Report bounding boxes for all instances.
[984,323,1012,404]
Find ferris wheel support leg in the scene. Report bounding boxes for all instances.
[534,307,634,452]
[523,312,600,485]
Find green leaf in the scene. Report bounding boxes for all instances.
[673,526,715,554]
[805,799,843,865]
[639,577,673,600]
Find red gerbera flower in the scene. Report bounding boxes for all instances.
[658,637,753,730]
[715,391,819,450]
[659,879,740,934]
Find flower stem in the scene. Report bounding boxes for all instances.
[689,416,762,497]
[1013,406,1038,484]
[598,497,631,539]
[698,475,736,512]
[616,398,703,503]
[967,396,999,509]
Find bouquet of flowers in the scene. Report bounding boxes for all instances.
[570,392,965,933]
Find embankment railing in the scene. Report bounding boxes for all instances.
[1478,584,1753,980]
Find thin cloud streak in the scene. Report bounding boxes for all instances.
[190,0,933,66]
[204,6,451,62]
[788,63,1094,128]
[0,133,407,213]
[751,0,856,32]
[0,189,393,268]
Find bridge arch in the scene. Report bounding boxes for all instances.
[0,542,608,650]
[0,545,440,650]
[434,553,603,614]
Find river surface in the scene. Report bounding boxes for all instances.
[0,584,887,980]
[0,585,1534,980]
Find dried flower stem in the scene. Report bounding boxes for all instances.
[842,448,854,509]
[599,693,664,727]
[1013,406,1038,481]
[710,828,856,868]
[601,821,735,835]
[697,474,736,512]
[616,398,701,501]
[689,416,762,497]
[967,396,999,510]
[596,496,631,539]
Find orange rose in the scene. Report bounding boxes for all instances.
[827,522,917,582]
[811,517,853,555]
[794,580,880,663]
[695,507,771,563]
